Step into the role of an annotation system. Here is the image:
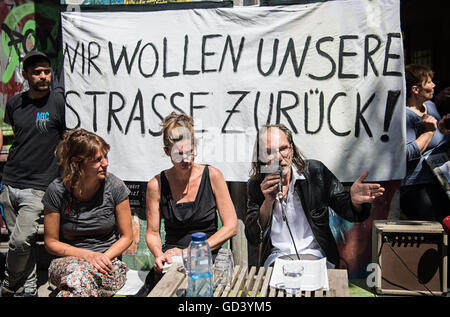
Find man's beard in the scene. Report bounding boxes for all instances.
[31,81,50,92]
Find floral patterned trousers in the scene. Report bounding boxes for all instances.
[48,256,127,297]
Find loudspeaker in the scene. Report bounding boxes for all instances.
[372,220,448,296]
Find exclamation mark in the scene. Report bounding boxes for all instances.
[380,90,401,142]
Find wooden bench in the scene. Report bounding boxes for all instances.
[148,263,350,297]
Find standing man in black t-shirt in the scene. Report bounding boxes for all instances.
[0,51,66,297]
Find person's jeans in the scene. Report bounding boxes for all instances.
[0,184,45,294]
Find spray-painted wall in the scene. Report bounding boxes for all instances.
[330,181,401,278]
[0,0,63,110]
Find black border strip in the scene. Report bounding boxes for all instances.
[61,1,233,12]
[260,0,330,6]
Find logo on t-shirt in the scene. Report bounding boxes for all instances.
[36,111,50,134]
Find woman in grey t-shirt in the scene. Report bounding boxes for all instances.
[43,129,133,297]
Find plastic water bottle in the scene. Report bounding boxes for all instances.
[187,232,213,297]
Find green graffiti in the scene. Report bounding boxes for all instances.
[1,3,35,83]
[1,3,61,83]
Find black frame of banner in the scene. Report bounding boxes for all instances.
[60,1,233,13]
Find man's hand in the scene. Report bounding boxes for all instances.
[260,173,280,202]
[350,171,385,210]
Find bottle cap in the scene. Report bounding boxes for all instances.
[191,232,207,241]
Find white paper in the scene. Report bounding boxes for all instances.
[115,269,149,296]
[270,257,329,292]
[162,255,183,273]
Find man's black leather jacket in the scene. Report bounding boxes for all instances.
[245,159,371,268]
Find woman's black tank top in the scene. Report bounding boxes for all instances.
[159,165,218,250]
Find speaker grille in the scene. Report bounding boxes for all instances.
[379,233,443,294]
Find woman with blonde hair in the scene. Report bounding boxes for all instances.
[43,128,133,297]
[136,112,238,296]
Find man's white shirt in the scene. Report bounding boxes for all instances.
[264,165,326,269]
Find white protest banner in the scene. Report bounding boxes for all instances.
[62,0,405,182]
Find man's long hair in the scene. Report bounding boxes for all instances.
[249,124,307,181]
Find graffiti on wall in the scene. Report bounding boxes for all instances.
[0,0,63,121]
[330,181,400,279]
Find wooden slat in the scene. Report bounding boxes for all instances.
[230,266,247,297]
[220,285,231,297]
[268,287,277,297]
[148,264,185,297]
[259,266,273,297]
[327,269,349,297]
[148,265,350,298]
[213,283,226,297]
[242,266,256,297]
[221,265,241,297]
[213,263,235,297]
[175,276,188,297]
[249,267,265,297]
